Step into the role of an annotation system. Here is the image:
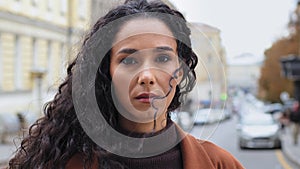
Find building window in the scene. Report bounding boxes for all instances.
[32,38,38,68]
[60,43,66,77]
[47,41,53,87]
[78,0,86,19]
[208,37,213,44]
[12,0,21,11]
[47,0,54,11]
[15,36,23,90]
[207,54,212,63]
[0,33,2,90]
[61,0,67,15]
[32,0,38,6]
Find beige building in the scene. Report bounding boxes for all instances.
[189,23,227,104]
[91,0,122,25]
[227,55,262,94]
[0,0,91,113]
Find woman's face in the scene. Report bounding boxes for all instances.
[110,18,181,124]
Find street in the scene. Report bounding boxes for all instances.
[189,116,299,169]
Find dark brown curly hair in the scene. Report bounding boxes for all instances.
[8,0,198,168]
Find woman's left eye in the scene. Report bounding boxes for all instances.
[156,55,171,63]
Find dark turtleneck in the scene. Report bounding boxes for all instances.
[109,120,183,169]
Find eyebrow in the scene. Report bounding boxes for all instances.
[117,46,174,54]
[117,48,137,54]
[154,46,174,52]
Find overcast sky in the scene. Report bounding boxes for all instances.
[170,0,295,62]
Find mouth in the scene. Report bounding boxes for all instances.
[135,93,158,103]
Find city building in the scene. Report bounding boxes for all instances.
[227,53,262,94]
[0,0,226,114]
[0,0,91,113]
[189,22,227,105]
[91,0,122,25]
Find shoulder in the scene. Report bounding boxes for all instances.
[181,134,245,169]
[65,154,84,169]
[66,154,98,169]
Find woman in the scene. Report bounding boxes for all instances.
[8,0,244,168]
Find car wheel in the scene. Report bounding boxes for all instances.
[239,141,246,149]
[275,141,282,149]
[239,144,246,149]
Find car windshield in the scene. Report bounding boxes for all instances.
[241,115,275,125]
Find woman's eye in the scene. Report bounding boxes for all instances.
[156,55,171,63]
[121,57,137,65]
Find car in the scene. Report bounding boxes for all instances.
[193,108,227,125]
[263,103,283,115]
[170,111,193,131]
[237,113,281,149]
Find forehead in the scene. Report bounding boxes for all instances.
[113,18,175,44]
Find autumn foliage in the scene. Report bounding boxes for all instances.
[258,33,298,102]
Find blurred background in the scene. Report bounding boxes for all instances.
[0,0,300,168]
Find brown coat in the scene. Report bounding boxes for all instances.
[66,131,245,169]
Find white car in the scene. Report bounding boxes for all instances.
[237,113,281,149]
[170,111,193,131]
[193,108,228,125]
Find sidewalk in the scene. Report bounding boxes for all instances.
[0,90,56,168]
[0,135,20,168]
[281,125,300,168]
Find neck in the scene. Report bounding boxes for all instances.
[119,114,168,133]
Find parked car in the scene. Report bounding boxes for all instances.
[237,113,281,149]
[193,108,228,125]
[264,103,283,115]
[170,111,193,131]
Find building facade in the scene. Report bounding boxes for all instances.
[0,0,229,144]
[227,53,262,94]
[189,23,227,104]
[0,0,91,113]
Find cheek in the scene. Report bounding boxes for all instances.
[111,69,135,101]
[112,75,129,93]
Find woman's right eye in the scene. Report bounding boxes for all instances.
[120,57,137,65]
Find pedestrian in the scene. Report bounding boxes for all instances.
[7,0,244,168]
[279,110,290,132]
[289,101,300,145]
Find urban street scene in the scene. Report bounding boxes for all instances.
[0,0,300,168]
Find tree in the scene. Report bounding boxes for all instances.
[258,36,295,102]
[258,2,300,102]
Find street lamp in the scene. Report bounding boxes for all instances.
[281,1,300,102]
[280,55,300,102]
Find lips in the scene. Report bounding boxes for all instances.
[135,93,158,103]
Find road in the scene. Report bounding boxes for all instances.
[189,116,298,169]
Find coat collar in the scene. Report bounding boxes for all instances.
[175,124,215,169]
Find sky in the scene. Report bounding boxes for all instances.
[170,0,296,64]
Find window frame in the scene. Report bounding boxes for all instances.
[14,35,23,90]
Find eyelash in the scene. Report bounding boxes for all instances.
[120,57,137,65]
[156,55,171,63]
[120,54,172,65]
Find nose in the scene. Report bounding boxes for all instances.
[137,69,156,86]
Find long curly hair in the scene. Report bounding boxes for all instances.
[8,0,198,168]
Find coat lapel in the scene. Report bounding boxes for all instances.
[177,126,215,169]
